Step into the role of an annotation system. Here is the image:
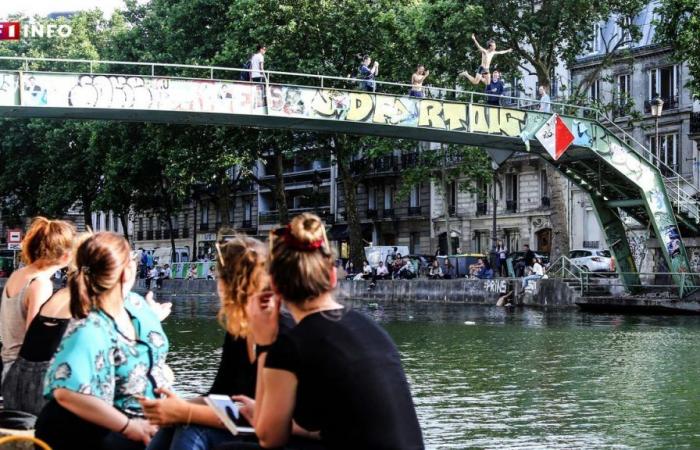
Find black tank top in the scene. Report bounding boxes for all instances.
[18,294,69,362]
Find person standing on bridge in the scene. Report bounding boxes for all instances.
[460,34,512,85]
[485,69,505,106]
[409,64,429,97]
[539,85,551,112]
[251,44,267,83]
[359,55,379,92]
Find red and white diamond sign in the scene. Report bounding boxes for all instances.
[535,114,575,160]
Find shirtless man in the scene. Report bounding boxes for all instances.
[410,64,429,97]
[460,34,512,85]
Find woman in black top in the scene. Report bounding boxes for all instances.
[236,213,423,450]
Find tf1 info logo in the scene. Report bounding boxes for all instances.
[0,21,73,40]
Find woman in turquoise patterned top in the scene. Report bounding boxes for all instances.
[35,232,170,450]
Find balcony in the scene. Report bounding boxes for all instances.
[373,156,398,173]
[367,209,378,219]
[506,200,517,213]
[408,206,422,216]
[259,212,280,225]
[691,112,700,135]
[476,202,487,216]
[541,196,551,207]
[146,230,154,240]
[401,153,419,168]
[199,223,210,232]
[136,231,144,241]
[383,208,395,218]
[644,96,678,114]
[154,230,162,240]
[241,219,253,229]
[182,228,190,239]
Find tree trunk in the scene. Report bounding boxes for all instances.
[335,137,364,270]
[441,146,452,255]
[274,149,289,224]
[82,196,93,231]
[119,212,130,242]
[546,164,569,261]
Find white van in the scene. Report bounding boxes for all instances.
[152,246,190,266]
[364,246,409,269]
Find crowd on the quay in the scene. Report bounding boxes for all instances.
[344,243,547,287]
[0,214,424,450]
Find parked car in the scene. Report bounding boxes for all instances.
[568,249,612,273]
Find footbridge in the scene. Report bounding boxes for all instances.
[0,57,698,296]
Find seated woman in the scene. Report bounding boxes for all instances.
[1,217,75,383]
[229,213,424,449]
[428,260,443,279]
[142,237,293,450]
[468,258,485,278]
[35,232,170,450]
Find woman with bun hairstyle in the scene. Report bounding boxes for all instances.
[0,216,75,380]
[232,213,424,450]
[35,232,169,450]
[143,236,295,450]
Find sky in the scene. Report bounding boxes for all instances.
[0,0,146,18]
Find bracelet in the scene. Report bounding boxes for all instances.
[255,343,274,357]
[119,417,130,434]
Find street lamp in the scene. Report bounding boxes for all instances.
[490,160,500,271]
[651,96,664,164]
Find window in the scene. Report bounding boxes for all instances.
[243,200,252,221]
[410,232,420,255]
[616,16,633,48]
[505,174,517,212]
[113,214,119,232]
[368,186,376,210]
[590,23,602,54]
[409,184,420,208]
[215,208,222,224]
[183,214,188,229]
[616,74,630,110]
[589,79,601,103]
[229,205,235,223]
[474,230,490,253]
[148,217,153,230]
[540,170,549,197]
[105,213,111,231]
[95,213,101,231]
[171,215,179,230]
[384,184,393,209]
[200,202,209,224]
[449,181,457,210]
[504,229,520,252]
[139,218,143,232]
[648,65,679,109]
[649,133,679,175]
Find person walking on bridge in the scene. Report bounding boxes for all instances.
[460,34,512,86]
[410,64,429,98]
[251,44,267,83]
[359,55,379,92]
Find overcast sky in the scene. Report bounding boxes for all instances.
[0,0,146,18]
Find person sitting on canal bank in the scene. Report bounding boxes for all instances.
[375,261,390,280]
[521,257,544,289]
[188,264,198,280]
[515,244,536,277]
[475,259,494,279]
[428,259,443,279]
[0,217,75,383]
[391,253,404,278]
[224,213,424,450]
[397,257,416,280]
[142,237,295,450]
[468,258,485,278]
[35,232,169,450]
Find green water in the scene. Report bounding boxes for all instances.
[161,297,700,449]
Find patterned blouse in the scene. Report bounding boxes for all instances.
[43,292,170,416]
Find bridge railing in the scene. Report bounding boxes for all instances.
[1,56,697,222]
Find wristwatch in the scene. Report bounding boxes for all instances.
[255,343,274,357]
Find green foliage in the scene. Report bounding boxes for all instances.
[655,0,700,98]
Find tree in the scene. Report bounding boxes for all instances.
[655,0,700,98]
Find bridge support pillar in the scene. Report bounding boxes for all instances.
[589,196,642,294]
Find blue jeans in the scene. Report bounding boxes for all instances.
[147,425,233,450]
[522,274,542,289]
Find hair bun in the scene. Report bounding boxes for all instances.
[288,213,325,245]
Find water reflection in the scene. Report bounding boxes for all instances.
[161,296,700,449]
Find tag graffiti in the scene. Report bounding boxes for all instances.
[485,279,507,294]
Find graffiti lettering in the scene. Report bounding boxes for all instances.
[442,103,467,131]
[346,92,373,121]
[418,100,445,128]
[485,279,507,294]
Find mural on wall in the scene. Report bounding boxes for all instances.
[0,73,18,105]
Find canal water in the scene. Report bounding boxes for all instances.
[161,295,700,449]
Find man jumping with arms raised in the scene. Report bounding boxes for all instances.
[460,34,512,85]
